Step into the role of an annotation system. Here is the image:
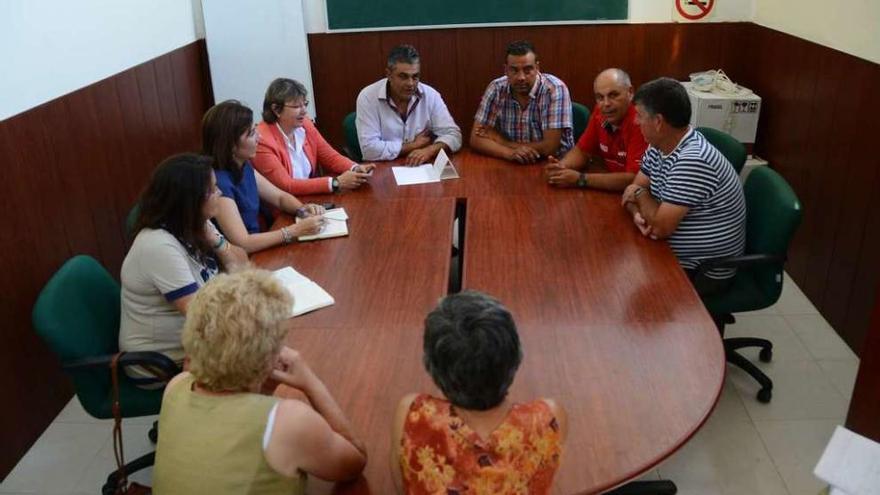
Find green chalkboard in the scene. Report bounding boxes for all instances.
[326,0,628,30]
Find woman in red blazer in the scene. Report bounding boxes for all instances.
[254,78,375,196]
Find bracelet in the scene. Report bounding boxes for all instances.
[633,187,645,198]
[280,226,294,245]
[212,234,226,250]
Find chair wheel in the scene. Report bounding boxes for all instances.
[757,387,772,403]
[759,347,773,363]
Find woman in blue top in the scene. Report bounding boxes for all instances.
[203,100,325,253]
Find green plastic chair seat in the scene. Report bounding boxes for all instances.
[32,255,164,420]
[701,166,801,315]
[125,203,140,239]
[342,111,362,162]
[572,102,591,143]
[697,127,747,174]
[702,269,781,315]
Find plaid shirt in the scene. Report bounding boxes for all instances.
[474,73,573,155]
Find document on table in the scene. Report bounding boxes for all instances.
[814,425,880,495]
[391,148,459,186]
[296,208,348,241]
[272,266,335,317]
[392,164,440,185]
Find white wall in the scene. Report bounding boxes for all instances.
[302,0,755,33]
[0,0,201,121]
[202,0,315,121]
[755,0,880,65]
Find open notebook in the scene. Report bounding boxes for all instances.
[272,266,335,317]
[296,208,348,241]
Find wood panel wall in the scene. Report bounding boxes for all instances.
[308,22,880,354]
[308,22,752,151]
[734,26,880,355]
[0,41,212,478]
[847,285,880,441]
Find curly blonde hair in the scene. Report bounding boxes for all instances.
[182,269,292,392]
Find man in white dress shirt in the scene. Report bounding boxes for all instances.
[356,44,462,164]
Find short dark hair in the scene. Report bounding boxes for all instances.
[134,153,215,261]
[201,100,253,183]
[262,78,308,124]
[387,44,420,70]
[506,40,537,61]
[422,291,522,411]
[633,77,692,128]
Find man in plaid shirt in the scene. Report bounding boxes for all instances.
[470,40,573,164]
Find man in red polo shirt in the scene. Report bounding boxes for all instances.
[545,68,647,191]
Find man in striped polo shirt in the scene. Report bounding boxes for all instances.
[621,77,746,296]
[470,40,573,164]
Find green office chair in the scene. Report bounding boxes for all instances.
[125,203,140,240]
[572,102,591,142]
[33,255,179,494]
[342,111,363,162]
[697,127,747,174]
[695,167,802,403]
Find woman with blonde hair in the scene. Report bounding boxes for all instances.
[153,269,366,493]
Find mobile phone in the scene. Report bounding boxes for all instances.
[322,202,336,210]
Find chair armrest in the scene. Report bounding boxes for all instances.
[695,253,785,277]
[62,351,181,384]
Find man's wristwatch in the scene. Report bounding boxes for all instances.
[331,178,340,192]
[576,173,588,188]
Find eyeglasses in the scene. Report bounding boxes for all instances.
[283,101,310,110]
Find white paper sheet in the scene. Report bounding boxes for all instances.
[391,164,439,185]
[814,425,880,495]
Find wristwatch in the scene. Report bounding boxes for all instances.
[331,177,340,192]
[633,187,645,198]
[576,173,587,188]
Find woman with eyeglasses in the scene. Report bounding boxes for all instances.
[119,153,248,380]
[203,100,326,254]
[253,78,375,196]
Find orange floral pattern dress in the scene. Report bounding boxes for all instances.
[400,394,562,495]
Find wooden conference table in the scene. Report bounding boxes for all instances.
[251,150,725,495]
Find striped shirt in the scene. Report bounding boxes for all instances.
[641,128,746,279]
[474,73,573,156]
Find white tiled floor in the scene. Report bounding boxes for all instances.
[1,274,856,494]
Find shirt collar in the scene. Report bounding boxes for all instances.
[276,122,293,142]
[662,126,695,158]
[276,123,305,151]
[506,73,543,99]
[379,80,423,101]
[601,104,636,134]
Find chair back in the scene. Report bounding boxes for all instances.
[342,112,363,162]
[697,127,747,174]
[744,166,802,305]
[571,102,591,143]
[33,256,121,416]
[125,203,140,240]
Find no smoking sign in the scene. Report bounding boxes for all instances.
[674,0,715,21]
